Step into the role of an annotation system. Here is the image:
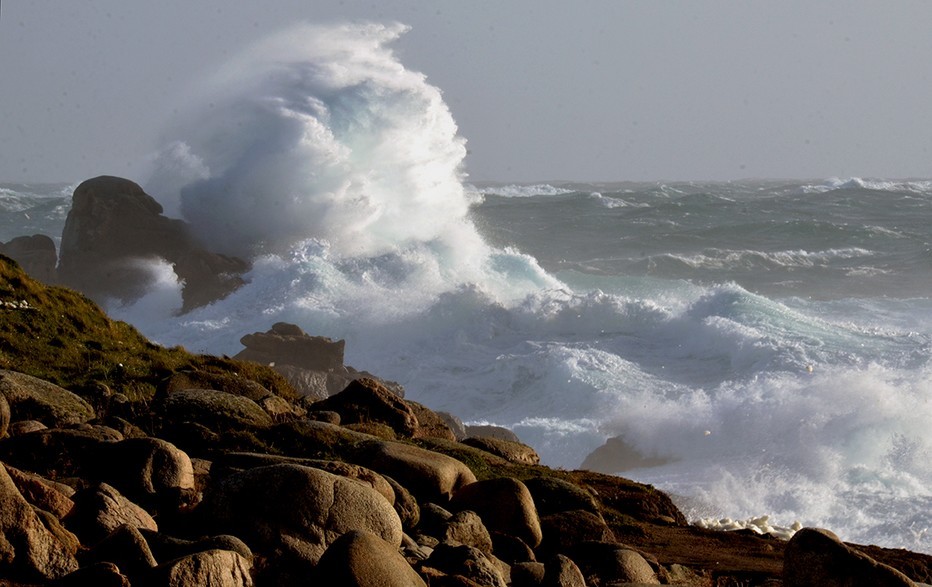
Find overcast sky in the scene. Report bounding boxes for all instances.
[3,1,932,183]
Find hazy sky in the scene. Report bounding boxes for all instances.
[3,1,932,183]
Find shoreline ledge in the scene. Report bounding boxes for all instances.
[0,253,929,585]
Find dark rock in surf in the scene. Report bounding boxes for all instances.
[235,322,346,371]
[581,435,675,474]
[57,175,248,311]
[234,322,407,399]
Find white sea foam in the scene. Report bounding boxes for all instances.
[801,177,932,194]
[650,247,875,271]
[476,184,575,198]
[589,191,650,208]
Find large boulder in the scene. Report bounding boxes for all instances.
[211,452,395,504]
[54,562,131,587]
[64,483,158,546]
[568,541,659,585]
[443,510,494,556]
[144,549,254,587]
[522,477,599,517]
[0,370,95,427]
[384,474,420,530]
[0,235,57,282]
[358,440,477,503]
[463,436,540,465]
[424,543,508,587]
[450,477,542,549]
[84,524,158,579]
[407,401,458,441]
[95,437,196,505]
[464,424,521,443]
[784,527,917,587]
[156,388,274,432]
[4,464,75,519]
[543,554,587,587]
[311,378,417,436]
[0,462,79,581]
[57,175,247,311]
[200,463,403,568]
[538,511,615,556]
[511,561,546,586]
[315,530,427,586]
[140,529,252,567]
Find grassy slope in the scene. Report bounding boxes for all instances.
[0,255,295,405]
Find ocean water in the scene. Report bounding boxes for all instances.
[2,23,930,553]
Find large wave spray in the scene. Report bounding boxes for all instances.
[133,22,561,349]
[148,23,478,260]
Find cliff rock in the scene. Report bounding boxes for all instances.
[58,175,247,311]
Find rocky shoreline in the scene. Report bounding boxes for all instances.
[0,179,930,586]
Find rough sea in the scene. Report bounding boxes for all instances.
[1,22,929,553]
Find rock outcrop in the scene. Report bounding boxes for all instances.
[235,322,345,372]
[57,175,248,311]
[784,527,918,587]
[234,322,405,401]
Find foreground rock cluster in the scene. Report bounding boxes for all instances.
[0,336,928,583]
[0,203,930,586]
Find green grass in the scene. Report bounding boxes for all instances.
[0,255,297,410]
